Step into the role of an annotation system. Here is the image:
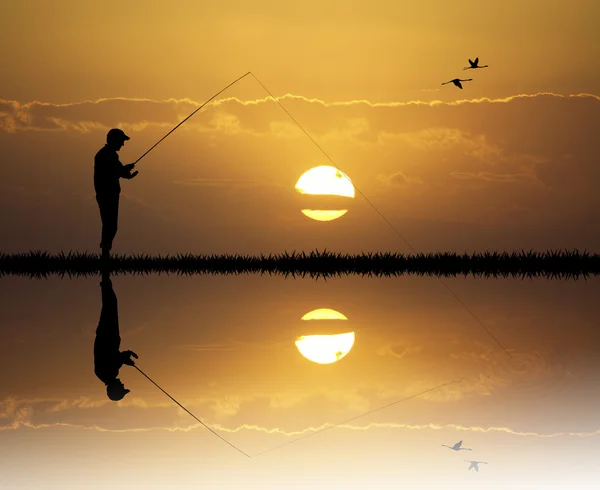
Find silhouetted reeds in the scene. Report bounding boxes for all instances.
[0,250,598,280]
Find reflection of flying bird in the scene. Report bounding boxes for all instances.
[441,78,473,89]
[442,440,473,451]
[466,460,488,472]
[464,57,488,70]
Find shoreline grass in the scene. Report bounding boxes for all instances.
[0,249,598,279]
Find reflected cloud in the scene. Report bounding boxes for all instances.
[3,393,599,440]
[447,346,576,402]
[377,341,424,360]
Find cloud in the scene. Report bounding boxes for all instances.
[211,92,600,109]
[1,90,598,241]
[0,97,199,133]
[451,171,538,184]
[378,171,424,188]
[2,92,597,136]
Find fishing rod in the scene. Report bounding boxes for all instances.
[133,71,251,166]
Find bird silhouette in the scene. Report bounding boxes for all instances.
[463,57,488,70]
[466,460,488,472]
[441,78,473,89]
[442,440,473,451]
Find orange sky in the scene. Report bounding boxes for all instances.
[1,1,600,488]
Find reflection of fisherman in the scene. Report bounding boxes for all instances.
[94,274,138,401]
[94,128,138,259]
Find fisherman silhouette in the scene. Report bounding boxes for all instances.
[94,128,138,260]
[95,269,138,401]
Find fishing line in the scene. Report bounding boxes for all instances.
[252,374,477,457]
[134,365,251,458]
[131,71,511,359]
[249,73,512,360]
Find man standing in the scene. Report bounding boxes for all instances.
[94,128,138,259]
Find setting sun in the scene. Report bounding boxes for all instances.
[295,166,355,221]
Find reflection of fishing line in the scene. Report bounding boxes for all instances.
[252,373,490,457]
[136,364,493,458]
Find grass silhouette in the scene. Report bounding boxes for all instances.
[0,249,597,280]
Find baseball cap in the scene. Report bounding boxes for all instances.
[107,128,130,141]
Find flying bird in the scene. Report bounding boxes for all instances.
[464,57,488,70]
[466,460,488,472]
[441,78,473,89]
[442,440,473,451]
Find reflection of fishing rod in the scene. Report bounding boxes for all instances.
[133,71,251,166]
[134,365,251,458]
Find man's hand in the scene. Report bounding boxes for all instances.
[122,350,139,366]
[125,170,139,179]
[124,163,136,171]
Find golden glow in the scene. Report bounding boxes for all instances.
[295,166,355,222]
[301,308,349,321]
[295,332,356,364]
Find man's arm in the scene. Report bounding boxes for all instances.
[118,162,137,179]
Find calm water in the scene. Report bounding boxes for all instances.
[1,274,599,489]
